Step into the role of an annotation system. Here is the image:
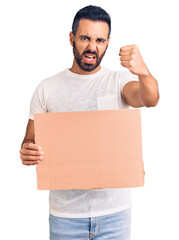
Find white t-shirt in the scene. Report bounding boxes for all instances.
[29,66,139,218]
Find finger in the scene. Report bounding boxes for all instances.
[120,44,138,52]
[23,142,42,151]
[120,44,137,51]
[119,49,133,56]
[20,154,43,161]
[119,44,138,56]
[22,160,40,166]
[120,60,130,68]
[120,55,133,61]
[20,149,44,156]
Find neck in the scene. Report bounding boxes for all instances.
[69,59,101,75]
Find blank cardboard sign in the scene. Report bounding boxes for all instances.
[34,109,144,190]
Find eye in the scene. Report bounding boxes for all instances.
[80,36,89,41]
[97,39,106,44]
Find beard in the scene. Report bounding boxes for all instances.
[72,41,108,72]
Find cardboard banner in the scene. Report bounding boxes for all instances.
[34,109,144,190]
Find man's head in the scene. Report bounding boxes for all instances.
[69,5,111,73]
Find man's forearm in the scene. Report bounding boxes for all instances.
[138,71,159,107]
[119,44,159,108]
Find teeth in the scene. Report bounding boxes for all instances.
[85,54,95,58]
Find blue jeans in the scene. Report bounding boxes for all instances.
[49,208,131,240]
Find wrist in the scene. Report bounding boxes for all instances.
[138,68,150,79]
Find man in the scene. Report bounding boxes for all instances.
[19,5,159,240]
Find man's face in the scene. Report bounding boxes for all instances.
[70,19,110,72]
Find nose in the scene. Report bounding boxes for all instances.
[87,39,97,52]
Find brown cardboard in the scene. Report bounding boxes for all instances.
[34,109,144,190]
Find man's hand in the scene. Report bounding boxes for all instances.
[119,44,149,77]
[19,142,44,166]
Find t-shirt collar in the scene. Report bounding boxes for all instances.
[65,66,105,79]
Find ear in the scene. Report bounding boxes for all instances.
[69,32,75,46]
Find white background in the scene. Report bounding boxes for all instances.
[0,0,179,239]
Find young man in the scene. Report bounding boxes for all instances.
[19,5,159,240]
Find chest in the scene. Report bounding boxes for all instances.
[46,78,121,112]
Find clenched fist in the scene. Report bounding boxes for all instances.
[119,44,149,77]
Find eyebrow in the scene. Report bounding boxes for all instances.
[80,35,90,39]
[79,35,107,42]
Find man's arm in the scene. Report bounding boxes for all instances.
[20,119,44,166]
[122,72,159,108]
[119,44,160,108]
[21,119,35,147]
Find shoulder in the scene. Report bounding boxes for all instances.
[105,68,138,83]
[101,67,132,76]
[101,66,120,79]
[102,67,137,81]
[39,70,66,87]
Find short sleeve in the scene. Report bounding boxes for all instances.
[29,82,47,120]
[119,69,139,94]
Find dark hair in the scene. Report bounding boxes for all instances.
[72,5,111,38]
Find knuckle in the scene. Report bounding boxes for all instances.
[20,154,26,160]
[23,155,28,160]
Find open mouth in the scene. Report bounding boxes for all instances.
[84,54,96,63]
